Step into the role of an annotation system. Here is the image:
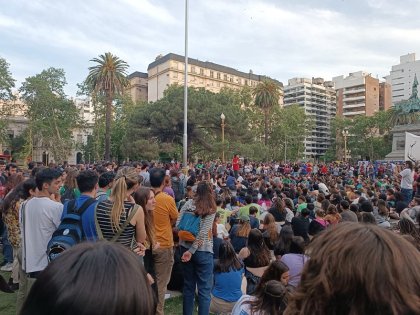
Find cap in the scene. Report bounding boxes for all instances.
[239,214,250,222]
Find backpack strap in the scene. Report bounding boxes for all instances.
[94,202,104,240]
[110,204,139,242]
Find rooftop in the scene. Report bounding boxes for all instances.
[127,71,148,79]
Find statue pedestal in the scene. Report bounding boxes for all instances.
[385,124,420,161]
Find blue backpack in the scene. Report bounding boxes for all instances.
[47,198,97,262]
[177,211,200,242]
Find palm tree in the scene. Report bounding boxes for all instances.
[252,80,281,145]
[86,52,129,161]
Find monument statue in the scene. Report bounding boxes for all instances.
[385,74,420,161]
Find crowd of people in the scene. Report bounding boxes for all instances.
[0,157,419,315]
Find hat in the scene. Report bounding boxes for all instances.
[239,214,250,222]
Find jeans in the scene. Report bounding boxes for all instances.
[181,247,214,315]
[401,188,413,205]
[1,228,13,264]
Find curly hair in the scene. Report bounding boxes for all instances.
[284,222,420,315]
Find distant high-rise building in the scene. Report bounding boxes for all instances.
[144,53,283,103]
[385,53,420,104]
[283,77,336,158]
[333,71,391,118]
[127,71,148,103]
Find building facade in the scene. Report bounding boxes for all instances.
[333,71,391,118]
[145,53,283,103]
[385,53,420,105]
[127,71,148,103]
[283,77,336,158]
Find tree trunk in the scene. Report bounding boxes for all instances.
[104,91,113,161]
[264,108,269,146]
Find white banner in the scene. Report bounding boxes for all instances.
[405,132,420,162]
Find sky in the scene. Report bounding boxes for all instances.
[1,0,420,96]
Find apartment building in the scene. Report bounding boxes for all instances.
[283,77,336,158]
[333,71,391,118]
[145,53,283,103]
[385,53,420,104]
[127,71,148,103]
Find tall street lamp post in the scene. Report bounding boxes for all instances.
[342,129,349,162]
[182,0,189,167]
[221,113,225,164]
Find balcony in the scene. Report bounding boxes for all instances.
[344,87,365,94]
[343,110,366,116]
[344,95,365,102]
[343,103,365,109]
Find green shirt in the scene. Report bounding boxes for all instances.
[217,207,232,225]
[239,203,261,219]
[297,203,307,213]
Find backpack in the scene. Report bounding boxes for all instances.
[47,198,97,262]
[172,178,184,202]
[177,211,201,242]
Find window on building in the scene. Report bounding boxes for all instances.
[217,72,221,79]
[200,68,204,75]
[224,74,228,81]
[210,71,214,78]
[191,66,195,73]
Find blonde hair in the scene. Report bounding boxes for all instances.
[237,221,251,237]
[110,167,139,232]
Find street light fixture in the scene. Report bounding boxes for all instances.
[342,129,349,162]
[221,113,225,163]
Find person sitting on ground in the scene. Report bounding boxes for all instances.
[284,222,420,315]
[340,200,358,222]
[308,209,328,237]
[229,214,251,253]
[20,242,156,315]
[291,208,310,243]
[280,236,308,288]
[249,206,260,229]
[261,213,279,251]
[398,218,420,251]
[274,225,294,261]
[232,280,289,315]
[238,229,272,295]
[210,241,244,315]
[400,196,420,224]
[324,204,341,225]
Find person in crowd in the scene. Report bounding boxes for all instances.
[59,167,79,203]
[238,229,272,295]
[256,260,290,290]
[133,187,159,287]
[229,214,251,253]
[96,171,115,202]
[212,219,223,260]
[18,168,63,312]
[162,175,175,199]
[210,241,244,314]
[268,198,287,224]
[150,167,178,315]
[261,213,279,250]
[398,218,420,251]
[400,196,420,224]
[20,242,156,315]
[96,167,146,250]
[274,225,294,260]
[280,236,308,288]
[232,280,289,315]
[373,199,390,228]
[397,161,415,204]
[308,209,328,237]
[214,212,229,240]
[249,206,260,229]
[340,200,358,222]
[177,181,216,315]
[393,191,409,214]
[284,222,420,315]
[291,208,310,243]
[324,204,341,225]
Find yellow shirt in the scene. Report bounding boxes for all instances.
[153,192,178,248]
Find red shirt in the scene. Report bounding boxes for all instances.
[232,157,240,171]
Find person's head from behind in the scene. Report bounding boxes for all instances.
[247,280,288,315]
[360,212,376,224]
[249,206,258,217]
[194,181,217,216]
[289,236,305,254]
[285,222,420,315]
[76,170,98,194]
[98,171,115,190]
[247,229,271,265]
[258,260,290,289]
[149,168,166,189]
[215,241,242,273]
[340,200,350,210]
[20,241,156,315]
[35,168,62,195]
[301,208,310,218]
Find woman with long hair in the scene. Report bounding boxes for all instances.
[96,167,146,251]
[232,280,289,315]
[1,179,36,290]
[256,260,290,290]
[239,229,272,295]
[261,213,279,250]
[274,225,294,260]
[324,204,341,225]
[268,198,287,223]
[210,241,244,314]
[59,167,79,203]
[280,236,308,288]
[229,215,252,253]
[285,222,420,315]
[176,181,217,315]
[398,218,420,251]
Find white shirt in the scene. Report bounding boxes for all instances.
[400,168,414,189]
[231,295,256,315]
[20,197,63,272]
[216,223,229,239]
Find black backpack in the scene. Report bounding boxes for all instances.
[47,198,97,262]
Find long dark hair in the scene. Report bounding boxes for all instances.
[1,179,36,215]
[285,222,420,315]
[274,225,294,257]
[20,242,156,315]
[214,241,242,273]
[133,187,155,247]
[194,181,217,217]
[256,260,289,293]
[246,280,288,315]
[247,229,271,267]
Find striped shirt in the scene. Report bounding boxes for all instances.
[96,200,136,248]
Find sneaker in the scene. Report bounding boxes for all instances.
[0,262,13,272]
